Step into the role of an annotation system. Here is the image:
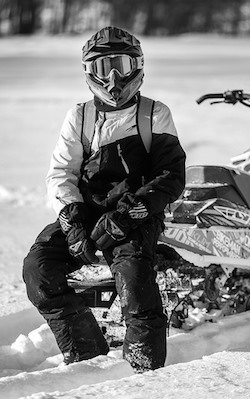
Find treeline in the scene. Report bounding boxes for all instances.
[1,0,250,36]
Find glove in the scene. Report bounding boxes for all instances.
[117,193,149,221]
[59,202,99,265]
[90,210,134,250]
[91,193,150,250]
[67,225,99,265]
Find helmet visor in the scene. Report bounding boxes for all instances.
[83,54,143,80]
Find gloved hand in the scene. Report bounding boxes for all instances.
[90,193,150,250]
[59,202,99,265]
[90,210,134,250]
[117,192,149,221]
[66,225,99,264]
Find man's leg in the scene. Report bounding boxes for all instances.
[104,217,167,373]
[23,221,109,363]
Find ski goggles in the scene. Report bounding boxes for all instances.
[83,54,144,80]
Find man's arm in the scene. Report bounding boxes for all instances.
[135,101,186,214]
[46,104,85,215]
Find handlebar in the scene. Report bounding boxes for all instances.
[197,90,250,107]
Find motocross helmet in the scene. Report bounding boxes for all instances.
[82,26,144,108]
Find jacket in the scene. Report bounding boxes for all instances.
[46,98,186,218]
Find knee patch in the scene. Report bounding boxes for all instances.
[113,240,142,260]
[111,241,160,316]
[112,241,152,283]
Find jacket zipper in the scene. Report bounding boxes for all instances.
[117,144,130,174]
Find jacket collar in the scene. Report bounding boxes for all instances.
[94,93,139,112]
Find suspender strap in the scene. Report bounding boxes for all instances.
[81,100,97,155]
[81,96,154,155]
[137,96,154,154]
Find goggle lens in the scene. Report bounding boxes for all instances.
[92,55,135,79]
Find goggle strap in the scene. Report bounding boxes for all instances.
[136,56,144,69]
[82,62,92,73]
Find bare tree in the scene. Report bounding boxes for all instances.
[0,0,249,36]
[8,0,41,34]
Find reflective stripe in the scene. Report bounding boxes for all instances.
[117,143,130,174]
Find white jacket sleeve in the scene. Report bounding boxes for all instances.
[46,105,85,216]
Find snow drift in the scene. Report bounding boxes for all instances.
[1,306,250,399]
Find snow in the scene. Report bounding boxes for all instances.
[18,352,250,399]
[1,305,250,398]
[1,34,250,398]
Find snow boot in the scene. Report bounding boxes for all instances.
[48,307,109,364]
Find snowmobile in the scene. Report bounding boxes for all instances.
[157,89,250,329]
[68,89,250,333]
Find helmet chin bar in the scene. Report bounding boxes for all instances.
[103,69,124,91]
[110,88,121,102]
[85,70,144,108]
[103,70,125,105]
